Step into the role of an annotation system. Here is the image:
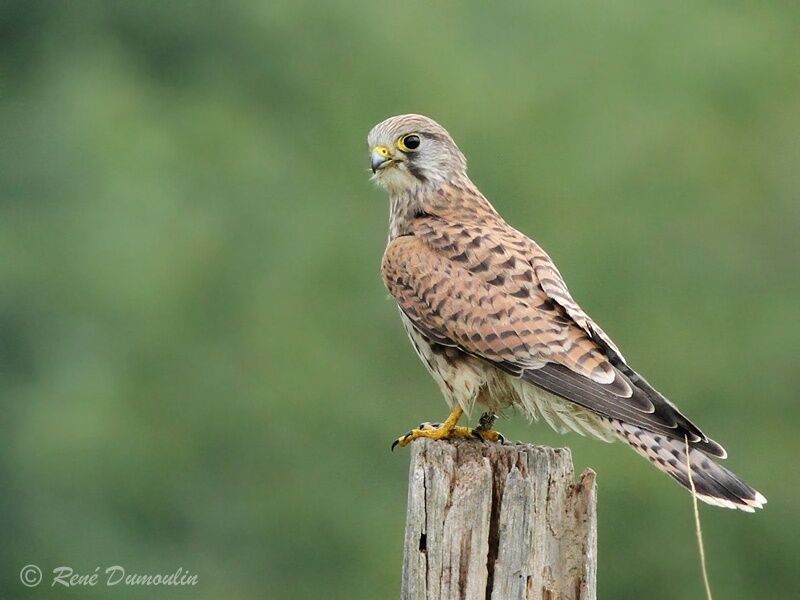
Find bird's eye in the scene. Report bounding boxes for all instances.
[398,134,421,152]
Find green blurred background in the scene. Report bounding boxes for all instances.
[1,1,798,598]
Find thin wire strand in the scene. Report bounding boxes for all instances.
[685,435,713,600]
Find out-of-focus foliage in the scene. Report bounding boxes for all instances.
[1,1,798,598]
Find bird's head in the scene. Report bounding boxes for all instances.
[367,114,467,193]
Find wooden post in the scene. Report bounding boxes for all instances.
[401,439,597,600]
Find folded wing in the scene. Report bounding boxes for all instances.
[382,228,725,457]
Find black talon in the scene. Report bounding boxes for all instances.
[392,430,413,452]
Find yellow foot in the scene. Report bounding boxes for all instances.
[391,409,506,450]
[391,423,476,450]
[474,428,504,443]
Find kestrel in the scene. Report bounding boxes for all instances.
[369,114,765,511]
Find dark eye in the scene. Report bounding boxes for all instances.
[399,134,421,151]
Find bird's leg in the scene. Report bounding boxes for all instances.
[392,407,505,450]
[473,411,505,443]
[392,406,474,450]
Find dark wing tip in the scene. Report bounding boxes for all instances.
[700,438,727,459]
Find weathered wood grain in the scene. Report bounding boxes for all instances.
[401,439,596,600]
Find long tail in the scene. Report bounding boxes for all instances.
[608,419,767,512]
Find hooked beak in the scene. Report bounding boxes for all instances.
[370,145,394,173]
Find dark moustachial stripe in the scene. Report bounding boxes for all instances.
[406,159,428,183]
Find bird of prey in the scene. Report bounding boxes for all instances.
[368,113,766,511]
